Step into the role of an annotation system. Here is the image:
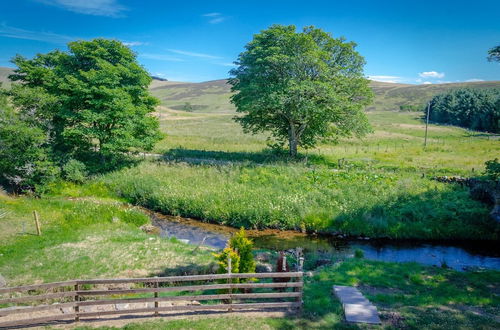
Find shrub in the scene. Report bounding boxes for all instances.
[63,159,88,183]
[229,228,256,274]
[354,249,364,259]
[484,158,500,180]
[213,247,240,275]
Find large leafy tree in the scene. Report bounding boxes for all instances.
[9,38,162,170]
[229,25,373,157]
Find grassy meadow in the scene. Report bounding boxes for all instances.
[95,85,500,240]
[0,192,215,286]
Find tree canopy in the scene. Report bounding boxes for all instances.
[229,25,373,157]
[9,38,162,171]
[428,88,500,133]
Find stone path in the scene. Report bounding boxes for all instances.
[333,285,381,324]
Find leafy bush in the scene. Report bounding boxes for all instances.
[63,159,88,183]
[229,228,256,274]
[213,247,240,276]
[484,158,500,180]
[0,97,59,192]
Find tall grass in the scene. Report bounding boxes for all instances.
[98,161,496,240]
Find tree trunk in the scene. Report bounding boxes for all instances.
[288,126,298,158]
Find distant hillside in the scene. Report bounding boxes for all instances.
[150,78,500,112]
[2,66,499,112]
[0,67,14,89]
[368,80,500,111]
[0,67,184,90]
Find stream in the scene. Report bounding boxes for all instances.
[149,211,500,271]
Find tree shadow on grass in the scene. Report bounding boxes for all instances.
[161,148,300,166]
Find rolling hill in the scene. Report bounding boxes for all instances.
[150,79,500,112]
[2,66,499,112]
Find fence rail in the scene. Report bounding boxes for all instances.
[0,272,303,328]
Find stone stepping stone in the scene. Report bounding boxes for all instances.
[333,285,381,324]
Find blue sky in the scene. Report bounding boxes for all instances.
[0,0,499,83]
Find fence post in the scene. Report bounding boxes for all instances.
[74,283,79,322]
[295,248,304,314]
[33,211,41,236]
[227,255,232,312]
[154,278,159,316]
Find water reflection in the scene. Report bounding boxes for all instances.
[149,211,500,271]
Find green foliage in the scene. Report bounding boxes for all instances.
[229,228,256,274]
[487,44,500,62]
[485,158,500,180]
[9,38,162,172]
[354,249,364,258]
[427,88,500,133]
[213,247,240,275]
[399,104,423,112]
[100,162,497,240]
[182,102,193,112]
[63,159,88,183]
[229,25,373,157]
[0,92,59,192]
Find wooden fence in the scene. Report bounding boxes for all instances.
[0,272,303,328]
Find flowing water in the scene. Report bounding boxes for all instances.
[149,211,500,271]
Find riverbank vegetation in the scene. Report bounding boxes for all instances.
[98,161,495,240]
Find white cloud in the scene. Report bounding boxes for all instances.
[422,81,432,84]
[139,53,184,62]
[209,17,225,24]
[368,75,402,83]
[217,62,236,67]
[0,23,74,44]
[419,71,445,79]
[167,49,221,59]
[202,12,221,17]
[123,41,146,47]
[201,12,227,24]
[465,78,484,82]
[35,0,127,17]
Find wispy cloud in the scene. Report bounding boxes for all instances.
[35,0,127,17]
[419,71,445,79]
[123,41,147,47]
[465,78,484,82]
[368,75,402,83]
[202,12,221,17]
[201,12,227,24]
[217,62,236,67]
[0,22,74,44]
[422,81,432,84]
[167,49,221,59]
[139,53,184,62]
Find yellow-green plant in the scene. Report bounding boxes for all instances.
[213,247,240,274]
[229,228,256,274]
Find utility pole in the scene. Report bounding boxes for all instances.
[424,101,430,147]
